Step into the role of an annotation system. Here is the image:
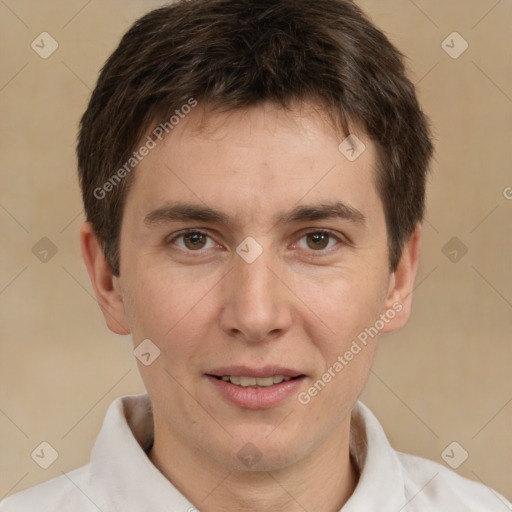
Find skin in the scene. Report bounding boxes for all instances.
[81,102,421,512]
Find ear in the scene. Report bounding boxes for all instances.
[79,222,130,335]
[379,223,422,333]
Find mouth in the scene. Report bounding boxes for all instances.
[205,366,306,409]
[208,374,303,388]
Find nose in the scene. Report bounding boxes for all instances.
[219,249,293,344]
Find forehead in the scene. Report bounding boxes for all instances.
[123,102,384,230]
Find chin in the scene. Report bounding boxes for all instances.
[217,433,309,473]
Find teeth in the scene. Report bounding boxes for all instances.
[239,376,257,386]
[255,377,274,387]
[219,375,293,387]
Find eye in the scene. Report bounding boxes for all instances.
[169,230,217,251]
[295,230,341,251]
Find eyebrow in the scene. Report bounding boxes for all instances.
[143,201,366,228]
[278,202,365,226]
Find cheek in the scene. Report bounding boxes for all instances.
[124,263,218,338]
[294,274,387,421]
[296,267,390,350]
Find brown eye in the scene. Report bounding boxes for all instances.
[306,232,331,250]
[183,232,208,250]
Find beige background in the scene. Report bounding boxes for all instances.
[1,0,511,503]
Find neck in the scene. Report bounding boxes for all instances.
[149,418,359,512]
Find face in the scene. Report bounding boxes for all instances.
[83,102,417,472]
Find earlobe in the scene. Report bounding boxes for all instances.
[79,222,131,335]
[380,223,422,333]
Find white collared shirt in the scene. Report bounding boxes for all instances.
[1,393,510,511]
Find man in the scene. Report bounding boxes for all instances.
[2,0,510,510]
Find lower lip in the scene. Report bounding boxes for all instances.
[206,375,306,409]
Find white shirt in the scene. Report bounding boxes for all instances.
[1,393,510,511]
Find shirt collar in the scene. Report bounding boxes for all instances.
[343,401,407,510]
[90,393,197,511]
[90,393,406,511]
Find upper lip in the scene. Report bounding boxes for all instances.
[206,365,305,378]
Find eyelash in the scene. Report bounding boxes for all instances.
[166,228,345,256]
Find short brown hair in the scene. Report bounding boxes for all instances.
[77,0,433,276]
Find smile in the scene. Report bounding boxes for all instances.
[213,375,297,387]
[206,372,306,409]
